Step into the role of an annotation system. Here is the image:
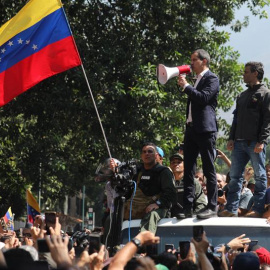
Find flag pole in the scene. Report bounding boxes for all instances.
[80,64,112,159]
[60,3,112,159]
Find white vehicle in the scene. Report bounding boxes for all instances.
[121,217,270,253]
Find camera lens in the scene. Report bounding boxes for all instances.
[217,189,224,197]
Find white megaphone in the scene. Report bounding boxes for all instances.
[157,64,192,84]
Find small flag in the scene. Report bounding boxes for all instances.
[27,190,40,224]
[3,207,14,230]
[0,0,81,106]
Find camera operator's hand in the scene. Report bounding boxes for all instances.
[217,194,226,205]
[145,203,159,213]
[110,159,117,172]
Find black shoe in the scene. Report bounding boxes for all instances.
[176,209,194,219]
[197,209,217,219]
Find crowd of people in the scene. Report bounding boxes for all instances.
[1,215,270,270]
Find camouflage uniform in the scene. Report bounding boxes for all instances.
[124,163,176,234]
[171,177,207,217]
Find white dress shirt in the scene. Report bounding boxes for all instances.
[186,68,209,123]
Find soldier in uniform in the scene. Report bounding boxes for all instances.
[169,153,207,219]
[122,142,176,234]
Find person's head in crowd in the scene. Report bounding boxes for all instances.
[247,178,256,194]
[19,245,39,261]
[251,245,270,265]
[3,248,35,270]
[195,169,204,184]
[141,142,158,168]
[22,223,33,245]
[195,169,207,195]
[33,215,43,228]
[156,146,164,165]
[244,166,254,181]
[177,143,184,156]
[178,260,198,270]
[169,153,184,180]
[155,251,177,270]
[266,163,270,187]
[232,252,260,270]
[216,173,226,189]
[244,61,264,84]
[124,257,156,270]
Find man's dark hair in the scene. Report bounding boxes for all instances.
[155,251,177,269]
[141,142,158,153]
[245,61,264,82]
[193,49,210,67]
[178,260,198,270]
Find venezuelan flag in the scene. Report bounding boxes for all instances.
[0,0,81,107]
[3,207,14,230]
[27,189,40,224]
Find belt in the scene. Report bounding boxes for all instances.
[186,122,193,127]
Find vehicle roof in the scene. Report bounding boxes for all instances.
[122,217,270,230]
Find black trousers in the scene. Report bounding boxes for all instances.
[183,126,217,211]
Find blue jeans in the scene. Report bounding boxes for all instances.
[225,140,267,214]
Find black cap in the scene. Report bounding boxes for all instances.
[169,153,184,162]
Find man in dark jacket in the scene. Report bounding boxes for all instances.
[123,142,177,234]
[219,61,270,218]
[178,49,219,219]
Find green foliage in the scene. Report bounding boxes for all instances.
[0,0,269,219]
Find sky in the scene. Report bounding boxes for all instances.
[218,4,270,125]
[225,5,270,77]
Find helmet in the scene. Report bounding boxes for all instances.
[95,158,121,182]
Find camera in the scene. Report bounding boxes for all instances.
[218,189,224,197]
[110,159,138,198]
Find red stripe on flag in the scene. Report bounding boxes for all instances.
[0,35,81,106]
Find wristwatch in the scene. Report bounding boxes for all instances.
[225,244,231,252]
[156,200,161,206]
[131,237,142,249]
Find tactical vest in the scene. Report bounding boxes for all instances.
[138,164,168,196]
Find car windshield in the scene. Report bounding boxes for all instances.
[122,222,270,253]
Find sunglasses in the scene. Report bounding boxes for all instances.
[142,150,154,154]
[23,233,32,238]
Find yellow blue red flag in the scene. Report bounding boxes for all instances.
[3,207,14,230]
[27,189,40,224]
[0,0,81,106]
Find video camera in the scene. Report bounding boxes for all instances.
[112,159,138,196]
[95,158,138,199]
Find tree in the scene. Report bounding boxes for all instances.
[0,0,269,219]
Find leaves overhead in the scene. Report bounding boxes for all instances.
[0,0,269,217]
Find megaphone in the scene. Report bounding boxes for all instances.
[157,64,192,85]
